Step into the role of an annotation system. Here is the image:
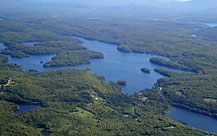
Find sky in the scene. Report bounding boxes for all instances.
[47,0,194,8]
[149,0,192,3]
[1,0,217,19]
[152,0,193,2]
[61,0,193,5]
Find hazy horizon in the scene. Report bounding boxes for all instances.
[0,0,217,21]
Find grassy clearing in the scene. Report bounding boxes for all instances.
[73,107,94,118]
[203,98,217,103]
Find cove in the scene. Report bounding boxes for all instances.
[168,107,217,133]
[4,53,56,70]
[0,36,188,94]
[1,36,217,133]
[63,36,190,94]
[15,104,41,114]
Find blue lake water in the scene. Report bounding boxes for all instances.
[168,107,217,133]
[0,17,3,21]
[1,36,217,132]
[15,104,41,114]
[0,36,189,94]
[65,36,190,94]
[4,54,56,70]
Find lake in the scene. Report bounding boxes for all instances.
[15,104,41,114]
[168,107,217,133]
[0,36,188,94]
[1,36,217,133]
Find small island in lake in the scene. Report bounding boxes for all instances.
[117,45,131,53]
[141,67,150,73]
[117,80,127,85]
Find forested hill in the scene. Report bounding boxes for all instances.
[0,68,213,135]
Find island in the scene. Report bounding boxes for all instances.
[141,67,150,73]
[117,45,131,53]
[117,80,127,85]
[1,4,217,135]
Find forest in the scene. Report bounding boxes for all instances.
[0,66,214,135]
[0,9,217,135]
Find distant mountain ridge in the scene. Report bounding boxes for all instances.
[0,0,217,18]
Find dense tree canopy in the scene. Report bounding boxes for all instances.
[0,14,216,135]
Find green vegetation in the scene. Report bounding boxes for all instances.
[72,107,95,118]
[117,45,132,53]
[0,101,41,136]
[204,98,217,103]
[117,80,127,85]
[154,69,217,119]
[1,39,103,66]
[0,23,103,66]
[44,50,104,67]
[0,68,214,135]
[150,58,194,72]
[141,67,150,73]
[0,14,217,135]
[46,18,217,119]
